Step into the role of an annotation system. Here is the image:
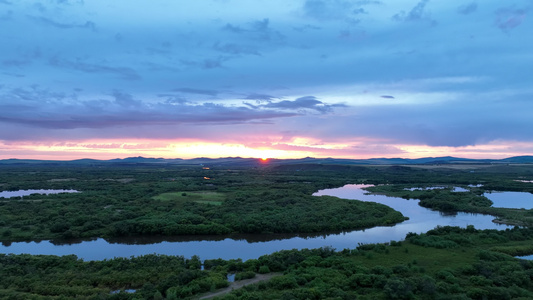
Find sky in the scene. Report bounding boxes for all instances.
[0,0,532,160]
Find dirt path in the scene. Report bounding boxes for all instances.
[198,273,282,299]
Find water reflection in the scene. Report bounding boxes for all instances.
[0,189,79,198]
[484,191,533,209]
[517,255,533,260]
[0,184,510,261]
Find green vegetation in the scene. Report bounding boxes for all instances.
[2,226,533,299]
[2,162,533,299]
[152,191,225,206]
[365,183,533,226]
[0,164,409,241]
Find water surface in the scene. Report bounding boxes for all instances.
[0,184,509,261]
[484,191,533,209]
[0,189,79,198]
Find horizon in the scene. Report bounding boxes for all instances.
[1,1,532,160]
[1,154,530,162]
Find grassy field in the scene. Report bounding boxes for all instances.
[152,191,226,205]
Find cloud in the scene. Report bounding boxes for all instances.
[0,10,12,21]
[2,59,30,67]
[49,57,141,80]
[353,0,381,5]
[242,93,279,101]
[173,88,220,97]
[457,2,477,15]
[380,95,395,99]
[111,90,141,108]
[179,56,228,69]
[1,72,25,78]
[54,0,85,5]
[222,18,284,43]
[213,42,261,56]
[27,16,96,31]
[0,95,297,133]
[292,24,321,32]
[302,0,367,24]
[495,7,527,32]
[392,0,436,24]
[259,96,347,113]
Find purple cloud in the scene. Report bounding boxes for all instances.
[457,2,477,15]
[495,7,527,32]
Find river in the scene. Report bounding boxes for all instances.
[0,184,509,261]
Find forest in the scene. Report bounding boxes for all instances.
[1,161,533,299]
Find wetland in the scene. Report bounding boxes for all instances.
[1,162,533,299]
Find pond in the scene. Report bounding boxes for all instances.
[0,184,509,261]
[517,255,533,260]
[0,189,79,198]
[484,191,533,209]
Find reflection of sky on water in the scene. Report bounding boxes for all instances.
[0,189,79,198]
[517,255,533,261]
[484,191,533,209]
[0,185,510,261]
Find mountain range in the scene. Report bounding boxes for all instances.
[1,156,533,167]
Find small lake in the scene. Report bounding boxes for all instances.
[517,255,533,260]
[484,191,533,209]
[0,184,509,261]
[0,189,79,198]
[404,186,469,192]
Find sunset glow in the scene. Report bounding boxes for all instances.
[0,138,531,161]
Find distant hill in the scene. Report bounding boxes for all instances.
[0,155,532,167]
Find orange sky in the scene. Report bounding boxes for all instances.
[1,139,530,161]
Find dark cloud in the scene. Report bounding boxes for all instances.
[393,0,436,24]
[5,86,66,102]
[2,59,30,67]
[0,103,296,131]
[213,42,261,56]
[457,2,477,15]
[145,46,172,55]
[353,0,381,5]
[261,96,347,113]
[179,56,228,69]
[0,10,12,21]
[27,16,96,31]
[353,8,367,15]
[33,3,47,12]
[380,95,395,99]
[111,90,141,108]
[157,94,189,104]
[303,0,363,24]
[49,57,141,80]
[242,93,279,101]
[114,33,123,42]
[495,7,527,32]
[222,18,284,43]
[0,87,299,134]
[292,24,321,32]
[222,23,245,33]
[173,88,220,97]
[1,72,25,78]
[54,0,85,5]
